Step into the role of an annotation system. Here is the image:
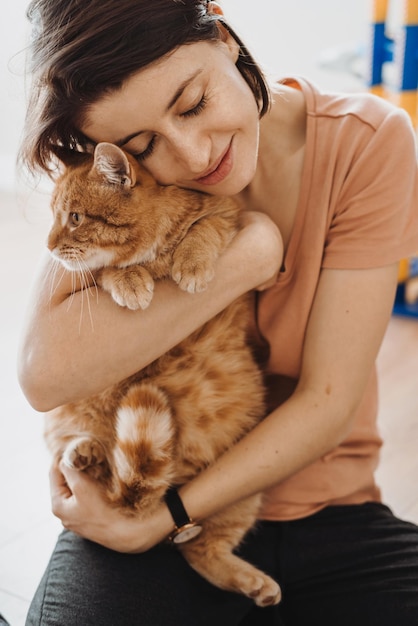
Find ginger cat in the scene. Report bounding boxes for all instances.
[44,142,281,606]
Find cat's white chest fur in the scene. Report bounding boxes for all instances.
[118,243,158,268]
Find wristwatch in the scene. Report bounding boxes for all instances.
[164,487,203,544]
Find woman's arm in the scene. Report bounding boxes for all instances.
[18,211,283,411]
[49,261,399,552]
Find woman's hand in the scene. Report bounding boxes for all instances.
[50,462,172,553]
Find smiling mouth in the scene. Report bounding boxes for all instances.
[195,140,233,186]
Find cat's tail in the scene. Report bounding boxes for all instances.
[110,382,176,513]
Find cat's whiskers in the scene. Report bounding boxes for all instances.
[46,258,67,313]
[74,257,97,333]
[65,266,77,312]
[80,261,99,302]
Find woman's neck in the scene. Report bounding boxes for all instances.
[237,82,307,252]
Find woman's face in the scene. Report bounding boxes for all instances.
[80,36,260,196]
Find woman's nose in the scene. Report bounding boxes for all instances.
[170,129,212,175]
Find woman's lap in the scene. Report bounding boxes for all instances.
[25,529,256,626]
[26,503,418,626]
[276,502,418,625]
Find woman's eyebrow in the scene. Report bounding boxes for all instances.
[115,69,203,148]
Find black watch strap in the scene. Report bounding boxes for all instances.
[164,487,190,528]
[164,487,203,544]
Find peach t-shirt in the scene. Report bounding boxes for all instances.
[258,77,418,521]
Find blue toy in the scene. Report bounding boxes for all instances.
[369,1,418,318]
[368,0,418,127]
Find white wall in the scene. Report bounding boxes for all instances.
[224,0,368,81]
[0,0,30,190]
[1,0,368,192]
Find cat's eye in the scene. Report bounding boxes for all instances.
[69,212,83,226]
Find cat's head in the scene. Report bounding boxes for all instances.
[47,142,169,271]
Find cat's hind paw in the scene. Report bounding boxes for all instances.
[245,573,282,607]
[63,437,106,471]
[183,546,281,607]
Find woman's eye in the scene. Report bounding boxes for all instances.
[181,95,207,118]
[132,96,207,162]
[134,136,156,162]
[69,212,83,226]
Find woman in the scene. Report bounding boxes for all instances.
[19,1,418,624]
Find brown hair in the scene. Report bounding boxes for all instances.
[20,0,271,176]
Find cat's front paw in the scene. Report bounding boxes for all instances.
[171,259,215,293]
[63,437,106,471]
[102,266,155,309]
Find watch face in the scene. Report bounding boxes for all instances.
[172,524,203,544]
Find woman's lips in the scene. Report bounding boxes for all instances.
[195,141,233,186]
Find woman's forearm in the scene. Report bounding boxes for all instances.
[177,386,351,526]
[18,213,283,411]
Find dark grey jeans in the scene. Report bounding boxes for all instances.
[26,503,418,626]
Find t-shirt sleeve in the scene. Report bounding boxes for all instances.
[322,106,418,269]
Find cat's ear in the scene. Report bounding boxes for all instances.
[93,142,137,188]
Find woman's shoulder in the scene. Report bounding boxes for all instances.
[280,76,413,135]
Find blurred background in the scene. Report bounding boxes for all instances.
[1,2,417,625]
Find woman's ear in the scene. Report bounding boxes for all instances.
[207,1,223,16]
[208,3,240,62]
[218,26,240,62]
